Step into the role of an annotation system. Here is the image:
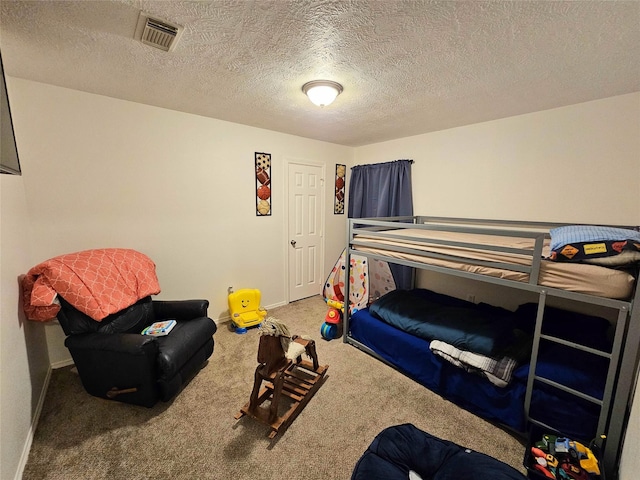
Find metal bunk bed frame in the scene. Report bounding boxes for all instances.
[342,215,640,480]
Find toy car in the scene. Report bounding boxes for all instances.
[540,434,558,454]
[573,440,601,475]
[555,437,580,459]
[554,437,571,454]
[559,460,590,480]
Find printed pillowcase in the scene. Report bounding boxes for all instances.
[549,225,640,266]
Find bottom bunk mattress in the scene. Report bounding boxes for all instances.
[348,292,609,441]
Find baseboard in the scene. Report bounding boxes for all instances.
[265,301,287,310]
[14,364,52,480]
[50,357,74,369]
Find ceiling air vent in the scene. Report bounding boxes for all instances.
[134,12,183,52]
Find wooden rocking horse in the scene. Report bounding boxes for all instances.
[234,317,328,439]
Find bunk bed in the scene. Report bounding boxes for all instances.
[342,216,640,480]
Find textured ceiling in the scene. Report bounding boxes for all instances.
[1,0,639,147]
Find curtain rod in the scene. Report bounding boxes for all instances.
[351,159,413,169]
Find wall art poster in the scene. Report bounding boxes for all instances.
[334,164,346,214]
[255,152,272,216]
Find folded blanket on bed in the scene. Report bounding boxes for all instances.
[22,248,161,322]
[429,340,519,387]
[369,289,518,356]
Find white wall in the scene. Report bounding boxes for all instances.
[0,174,50,480]
[9,78,353,366]
[619,368,639,479]
[355,92,639,225]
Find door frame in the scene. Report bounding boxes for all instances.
[284,158,326,304]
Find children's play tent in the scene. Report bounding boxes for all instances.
[322,248,396,312]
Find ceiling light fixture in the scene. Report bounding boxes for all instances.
[302,80,343,107]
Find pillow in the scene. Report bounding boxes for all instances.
[514,303,612,352]
[583,249,640,267]
[550,225,640,250]
[549,225,640,263]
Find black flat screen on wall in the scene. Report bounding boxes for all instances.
[0,52,21,175]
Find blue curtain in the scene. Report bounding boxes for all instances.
[348,159,414,288]
[348,159,414,218]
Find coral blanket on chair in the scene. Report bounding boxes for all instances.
[22,248,161,322]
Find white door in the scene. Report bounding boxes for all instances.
[288,162,324,302]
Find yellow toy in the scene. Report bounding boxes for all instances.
[326,299,344,312]
[573,440,601,475]
[228,288,267,333]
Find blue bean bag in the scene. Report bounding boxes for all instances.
[352,424,527,480]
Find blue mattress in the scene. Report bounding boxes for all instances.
[349,301,607,440]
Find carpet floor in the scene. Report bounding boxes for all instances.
[23,295,526,479]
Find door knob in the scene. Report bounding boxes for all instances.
[290,240,296,247]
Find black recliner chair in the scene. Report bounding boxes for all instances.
[56,295,217,407]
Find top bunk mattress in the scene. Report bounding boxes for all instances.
[352,228,636,300]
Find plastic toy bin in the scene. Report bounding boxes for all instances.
[523,425,604,480]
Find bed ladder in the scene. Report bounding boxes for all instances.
[524,290,630,479]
